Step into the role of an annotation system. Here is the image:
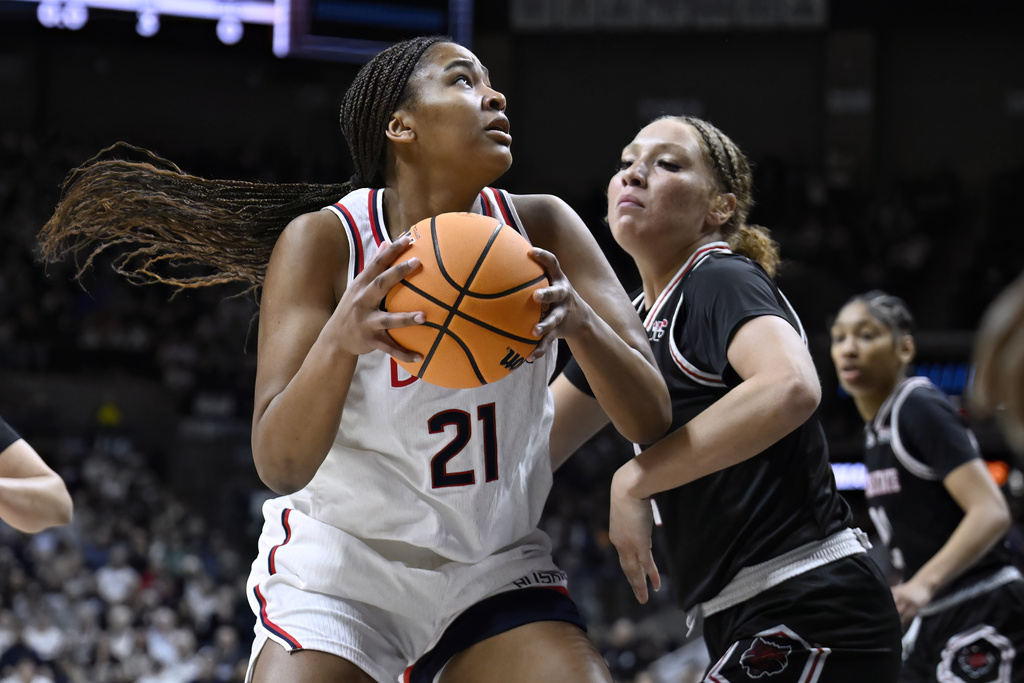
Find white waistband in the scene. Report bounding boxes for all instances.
[686,527,870,633]
[919,566,1023,617]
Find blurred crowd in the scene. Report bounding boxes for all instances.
[0,433,252,683]
[2,129,1023,682]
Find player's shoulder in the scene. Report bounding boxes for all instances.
[506,193,587,250]
[285,208,349,241]
[507,192,571,225]
[270,208,350,271]
[899,379,959,422]
[688,252,771,290]
[902,378,948,404]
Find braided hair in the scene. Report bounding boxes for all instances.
[840,290,916,339]
[663,115,781,277]
[38,35,450,298]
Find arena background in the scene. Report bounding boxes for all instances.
[1,1,1022,681]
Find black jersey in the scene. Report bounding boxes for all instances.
[565,242,851,610]
[863,376,1011,595]
[0,416,19,452]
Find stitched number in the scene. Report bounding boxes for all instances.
[479,404,498,481]
[428,404,499,488]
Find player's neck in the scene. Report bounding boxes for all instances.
[852,378,902,423]
[382,185,481,240]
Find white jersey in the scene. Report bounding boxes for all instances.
[283,186,558,565]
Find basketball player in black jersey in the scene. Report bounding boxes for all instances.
[830,290,1024,682]
[555,116,902,681]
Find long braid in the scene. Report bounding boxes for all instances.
[38,35,451,298]
[668,115,781,277]
[38,142,350,294]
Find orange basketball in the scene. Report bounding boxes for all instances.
[384,212,549,389]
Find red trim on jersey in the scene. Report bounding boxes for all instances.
[804,649,825,681]
[643,242,730,329]
[334,203,364,276]
[253,584,303,649]
[268,508,293,574]
[488,187,514,226]
[478,191,492,217]
[368,188,387,246]
[669,344,726,386]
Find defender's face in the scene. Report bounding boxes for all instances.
[830,301,907,398]
[607,119,717,261]
[400,42,512,181]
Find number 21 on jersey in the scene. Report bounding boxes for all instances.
[429,404,498,489]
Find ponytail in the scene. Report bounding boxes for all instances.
[728,223,780,278]
[37,143,351,297]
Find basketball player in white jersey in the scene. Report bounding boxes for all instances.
[38,36,670,683]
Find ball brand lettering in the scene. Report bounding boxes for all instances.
[500,348,527,371]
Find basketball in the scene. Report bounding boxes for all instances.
[384,212,549,389]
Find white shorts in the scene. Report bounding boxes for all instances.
[244,497,567,683]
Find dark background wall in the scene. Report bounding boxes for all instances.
[2,0,1023,512]
[1,3,1023,680]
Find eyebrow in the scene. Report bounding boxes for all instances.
[621,141,689,156]
[443,58,490,82]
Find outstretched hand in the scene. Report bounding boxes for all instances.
[526,247,592,361]
[609,467,662,604]
[332,234,424,362]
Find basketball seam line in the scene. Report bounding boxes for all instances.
[399,281,541,345]
[420,217,503,383]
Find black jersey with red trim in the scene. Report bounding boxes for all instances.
[863,377,1011,595]
[563,243,851,610]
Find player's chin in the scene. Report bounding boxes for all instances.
[479,156,513,186]
[481,141,512,166]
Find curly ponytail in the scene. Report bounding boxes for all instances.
[729,224,781,278]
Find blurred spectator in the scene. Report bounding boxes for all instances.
[0,655,53,683]
[95,546,140,606]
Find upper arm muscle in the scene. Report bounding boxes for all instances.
[728,315,819,388]
[253,211,349,420]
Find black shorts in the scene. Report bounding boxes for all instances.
[702,554,903,683]
[405,586,587,683]
[902,576,1024,683]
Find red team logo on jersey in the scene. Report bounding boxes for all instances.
[740,636,792,678]
[957,643,997,678]
[650,319,669,342]
[707,625,830,683]
[940,625,1013,683]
